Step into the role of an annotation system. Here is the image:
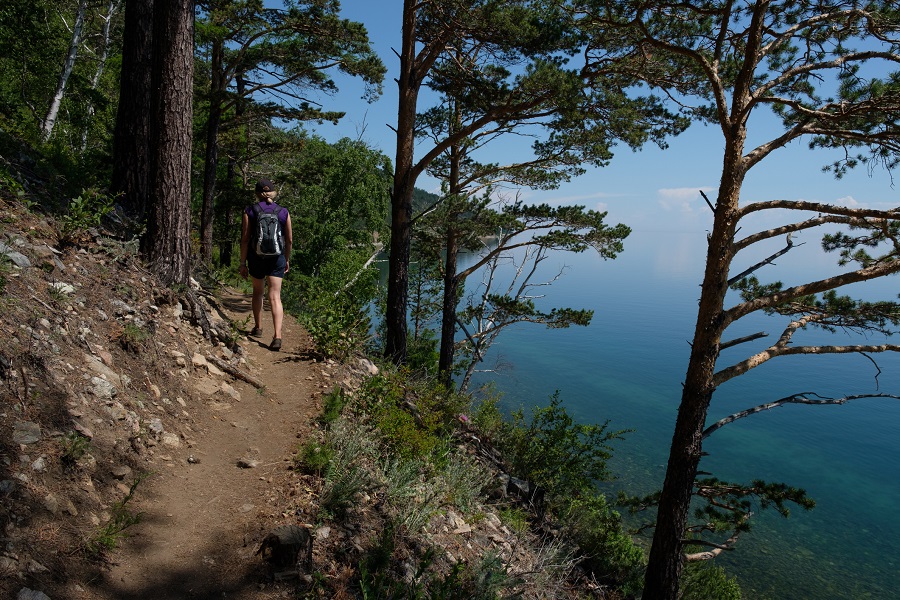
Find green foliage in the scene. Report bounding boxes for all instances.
[405,328,440,377]
[317,419,378,521]
[286,136,392,277]
[360,540,521,600]
[497,506,530,536]
[440,451,492,513]
[117,322,151,352]
[561,494,645,593]
[499,392,629,500]
[59,189,114,242]
[731,276,900,335]
[693,478,815,526]
[294,439,334,477]
[319,385,348,425]
[470,389,505,440]
[84,474,147,556]
[290,247,377,360]
[823,220,900,268]
[680,562,743,600]
[60,431,91,468]
[357,371,468,460]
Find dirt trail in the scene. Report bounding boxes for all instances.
[90,290,324,599]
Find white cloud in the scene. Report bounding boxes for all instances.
[833,195,860,207]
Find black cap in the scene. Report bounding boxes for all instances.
[255,179,275,193]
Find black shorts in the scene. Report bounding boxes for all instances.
[248,253,286,279]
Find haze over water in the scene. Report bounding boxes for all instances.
[465,227,900,599]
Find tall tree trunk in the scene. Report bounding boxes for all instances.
[385,0,419,364]
[643,134,748,600]
[219,72,247,268]
[200,37,225,263]
[143,0,194,286]
[218,156,238,267]
[111,0,154,222]
[42,0,88,142]
[438,140,463,385]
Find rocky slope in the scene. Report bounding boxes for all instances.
[1,197,609,599]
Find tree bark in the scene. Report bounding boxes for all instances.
[111,0,154,222]
[143,0,194,286]
[438,140,463,385]
[385,0,419,365]
[42,0,87,142]
[200,37,225,263]
[643,126,748,600]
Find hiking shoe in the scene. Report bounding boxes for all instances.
[270,338,282,351]
[250,327,263,337]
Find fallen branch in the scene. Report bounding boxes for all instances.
[206,355,265,389]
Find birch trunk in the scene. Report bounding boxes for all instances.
[42,0,88,142]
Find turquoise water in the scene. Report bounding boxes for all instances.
[464,229,900,599]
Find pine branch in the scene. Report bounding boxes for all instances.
[703,392,900,439]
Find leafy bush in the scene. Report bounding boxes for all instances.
[59,188,114,243]
[561,494,645,593]
[356,371,468,460]
[680,562,743,600]
[500,392,629,501]
[290,247,378,360]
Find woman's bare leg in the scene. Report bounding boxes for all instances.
[267,275,284,341]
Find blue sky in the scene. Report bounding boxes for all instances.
[304,1,899,245]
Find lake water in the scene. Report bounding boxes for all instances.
[463,228,900,599]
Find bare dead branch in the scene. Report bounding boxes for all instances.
[703,392,900,439]
[719,331,768,351]
[336,249,381,297]
[206,355,265,389]
[700,189,716,214]
[859,352,882,389]
[727,233,798,285]
[684,531,741,562]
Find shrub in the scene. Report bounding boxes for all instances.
[561,494,645,593]
[60,431,91,468]
[294,439,334,476]
[356,371,467,461]
[59,188,114,244]
[319,385,347,425]
[84,474,146,555]
[680,561,743,600]
[500,392,630,501]
[290,247,378,360]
